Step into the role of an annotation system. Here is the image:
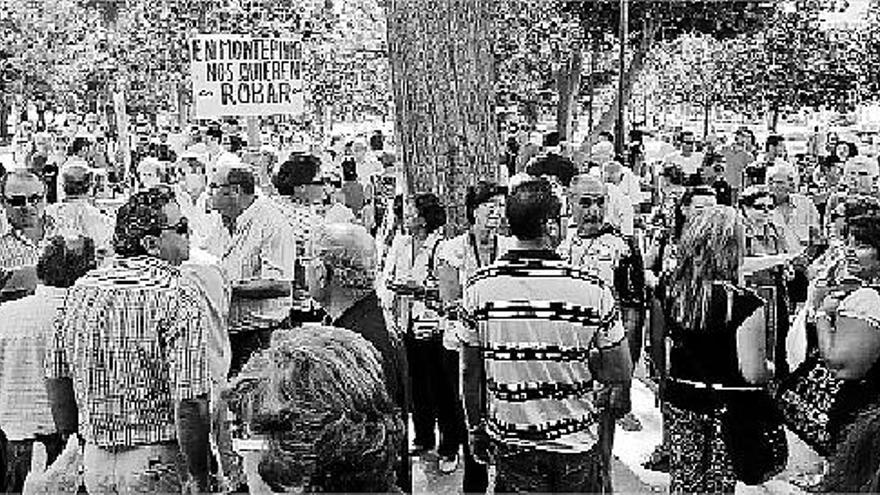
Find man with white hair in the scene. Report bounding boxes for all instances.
[306,222,409,492]
[767,162,819,252]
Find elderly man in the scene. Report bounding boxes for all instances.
[463,176,632,492]
[0,236,95,492]
[767,163,819,254]
[306,222,409,491]
[44,164,113,252]
[45,187,213,492]
[560,174,644,430]
[0,170,46,299]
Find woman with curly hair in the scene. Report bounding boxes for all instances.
[662,206,784,493]
[223,326,404,492]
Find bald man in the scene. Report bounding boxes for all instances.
[307,222,410,491]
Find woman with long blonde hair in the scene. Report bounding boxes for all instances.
[662,206,785,493]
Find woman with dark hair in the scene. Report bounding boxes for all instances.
[662,207,784,493]
[400,193,462,471]
[811,201,880,492]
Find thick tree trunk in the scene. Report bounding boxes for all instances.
[386,0,499,233]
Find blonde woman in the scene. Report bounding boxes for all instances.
[662,206,784,493]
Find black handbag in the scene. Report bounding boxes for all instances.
[775,349,843,457]
[720,391,789,485]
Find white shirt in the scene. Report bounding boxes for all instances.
[45,199,114,251]
[220,195,299,282]
[664,150,704,176]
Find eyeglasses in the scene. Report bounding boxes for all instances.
[752,203,774,212]
[579,196,605,208]
[4,194,43,207]
[160,217,190,236]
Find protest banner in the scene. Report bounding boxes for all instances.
[190,34,306,118]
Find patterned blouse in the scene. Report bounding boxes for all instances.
[46,256,211,448]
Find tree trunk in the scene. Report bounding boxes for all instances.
[556,48,583,142]
[386,0,499,233]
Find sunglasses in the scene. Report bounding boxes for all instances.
[4,194,43,207]
[752,203,774,212]
[579,196,605,208]
[160,217,190,236]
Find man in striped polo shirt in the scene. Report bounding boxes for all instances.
[463,176,633,492]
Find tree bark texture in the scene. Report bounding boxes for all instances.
[386,0,499,233]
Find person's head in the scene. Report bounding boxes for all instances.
[369,131,384,152]
[61,164,93,198]
[739,186,775,225]
[735,128,755,151]
[836,141,858,162]
[205,126,223,150]
[602,160,624,186]
[674,186,718,240]
[341,158,358,182]
[182,157,207,196]
[765,135,785,159]
[410,193,446,240]
[223,326,403,493]
[137,157,163,189]
[670,206,746,330]
[36,235,96,288]
[273,155,320,196]
[211,165,257,225]
[69,137,91,158]
[767,162,798,204]
[113,186,190,265]
[843,198,880,282]
[569,174,607,237]
[465,182,505,234]
[2,170,46,232]
[599,131,614,143]
[505,175,561,243]
[543,131,561,148]
[307,222,376,305]
[352,140,368,161]
[842,156,879,194]
[680,131,696,155]
[827,131,839,148]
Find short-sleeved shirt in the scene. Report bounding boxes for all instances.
[464,249,626,454]
[46,256,211,448]
[838,287,880,330]
[221,195,299,283]
[45,199,115,250]
[558,231,630,289]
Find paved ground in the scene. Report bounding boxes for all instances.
[411,370,822,494]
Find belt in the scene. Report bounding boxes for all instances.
[670,377,762,392]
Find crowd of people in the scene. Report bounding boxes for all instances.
[0,111,877,494]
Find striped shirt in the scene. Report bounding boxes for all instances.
[221,195,299,283]
[464,249,626,454]
[46,256,211,448]
[0,230,40,270]
[45,199,115,250]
